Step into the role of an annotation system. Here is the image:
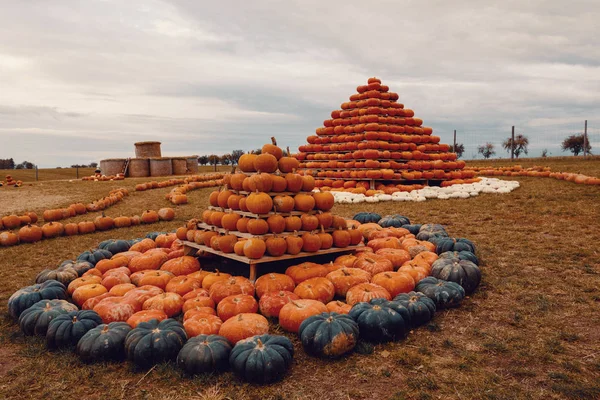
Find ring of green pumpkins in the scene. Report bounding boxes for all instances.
[6,217,482,383]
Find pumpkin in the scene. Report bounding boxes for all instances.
[129,252,168,273]
[279,299,328,333]
[77,322,132,362]
[299,312,359,358]
[229,334,294,383]
[94,296,141,323]
[335,254,358,268]
[0,231,19,246]
[378,214,410,228]
[68,276,103,295]
[209,277,255,304]
[246,192,273,215]
[8,280,67,319]
[182,296,215,313]
[177,334,232,374]
[125,318,187,368]
[285,173,304,192]
[18,224,43,243]
[349,298,410,342]
[113,216,132,228]
[415,277,466,309]
[19,299,78,336]
[155,233,177,248]
[166,276,203,296]
[77,249,113,266]
[286,262,329,284]
[124,285,165,305]
[375,249,411,269]
[293,277,335,303]
[126,310,168,328]
[430,258,481,295]
[415,224,448,241]
[433,237,476,254]
[346,283,391,306]
[258,290,300,318]
[402,224,422,235]
[265,235,287,257]
[217,294,258,321]
[273,195,295,213]
[218,313,269,344]
[326,300,352,314]
[393,292,436,327]
[94,214,114,231]
[35,265,78,286]
[141,210,160,224]
[161,256,201,276]
[279,156,300,173]
[371,271,415,297]
[202,270,232,290]
[109,283,136,296]
[182,286,210,300]
[301,232,321,252]
[184,314,223,337]
[353,254,393,275]
[438,250,479,265]
[326,268,371,297]
[99,239,131,255]
[60,260,95,276]
[134,270,174,289]
[352,212,382,224]
[46,310,103,349]
[243,238,266,259]
[255,273,295,298]
[286,235,303,255]
[2,215,22,229]
[77,221,96,234]
[294,194,315,212]
[254,153,278,173]
[130,238,157,253]
[143,293,184,317]
[284,216,302,232]
[246,219,269,235]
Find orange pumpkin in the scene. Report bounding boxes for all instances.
[258,290,299,318]
[285,262,329,284]
[184,314,223,337]
[354,254,394,275]
[165,276,203,296]
[326,268,371,297]
[202,270,232,290]
[246,192,273,215]
[182,296,215,314]
[130,238,157,253]
[293,277,335,303]
[371,271,415,297]
[375,248,411,269]
[126,310,167,328]
[160,256,201,276]
[209,276,255,304]
[184,308,217,321]
[218,313,269,344]
[101,272,131,291]
[326,300,352,314]
[128,252,169,273]
[109,283,136,296]
[217,294,258,321]
[279,299,328,333]
[142,292,184,317]
[243,238,266,259]
[123,285,164,306]
[285,235,304,255]
[255,273,295,298]
[346,283,391,306]
[67,276,102,296]
[134,270,175,290]
[94,296,140,323]
[72,284,108,307]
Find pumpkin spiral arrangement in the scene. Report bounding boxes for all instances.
[294,77,477,195]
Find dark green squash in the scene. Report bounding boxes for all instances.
[58,260,95,276]
[401,224,422,235]
[438,250,479,265]
[98,239,131,255]
[352,212,382,224]
[378,214,410,228]
[415,224,448,241]
[46,310,103,349]
[77,249,113,266]
[177,334,231,374]
[77,322,132,362]
[145,232,166,240]
[431,258,481,295]
[416,277,466,309]
[299,312,359,358]
[128,238,144,246]
[229,334,294,384]
[35,265,79,286]
[349,298,410,343]
[19,299,78,336]
[8,280,67,319]
[433,237,476,254]
[125,318,187,368]
[393,292,436,327]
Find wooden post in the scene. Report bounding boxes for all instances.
[453,130,456,152]
[35,165,38,181]
[76,166,79,179]
[511,126,515,161]
[583,120,588,158]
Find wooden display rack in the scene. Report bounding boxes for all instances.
[183,240,363,281]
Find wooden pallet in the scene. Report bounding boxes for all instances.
[195,222,336,239]
[207,206,320,218]
[182,241,363,281]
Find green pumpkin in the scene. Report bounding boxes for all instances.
[299,312,359,358]
[393,292,436,327]
[431,258,481,295]
[35,265,79,286]
[349,298,410,343]
[19,299,78,336]
[433,238,476,254]
[415,224,448,241]
[59,260,95,276]
[352,212,382,224]
[46,310,103,349]
[8,280,67,319]
[77,249,113,266]
[145,232,167,240]
[177,334,231,375]
[438,250,479,265]
[378,214,410,228]
[98,239,131,255]
[401,224,422,235]
[416,277,466,309]
[125,318,187,368]
[229,334,294,384]
[77,322,132,362]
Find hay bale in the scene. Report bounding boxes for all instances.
[129,158,150,177]
[150,158,173,177]
[186,156,199,174]
[134,141,162,158]
[172,157,188,175]
[100,159,126,176]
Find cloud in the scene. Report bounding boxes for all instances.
[0,0,598,166]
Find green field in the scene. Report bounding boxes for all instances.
[0,158,599,400]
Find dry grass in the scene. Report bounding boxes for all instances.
[1,158,600,400]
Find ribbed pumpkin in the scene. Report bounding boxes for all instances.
[326,268,371,297]
[255,273,295,298]
[299,312,359,358]
[243,238,266,259]
[293,277,335,303]
[209,276,255,304]
[349,298,410,342]
[229,334,294,383]
[294,194,315,212]
[415,277,466,309]
[371,271,415,298]
[184,314,223,337]
[353,254,394,275]
[346,283,391,306]
[177,334,231,374]
[258,290,300,318]
[94,296,140,323]
[46,310,103,349]
[126,310,168,328]
[286,262,329,284]
[125,318,187,368]
[160,256,201,276]
[246,192,273,215]
[279,299,328,333]
[430,258,481,295]
[326,300,352,314]
[18,299,78,336]
[8,280,67,319]
[143,292,184,317]
[265,236,287,257]
[165,276,203,296]
[202,270,232,290]
[77,322,132,362]
[18,224,43,243]
[393,292,436,328]
[217,294,258,321]
[273,195,294,213]
[218,313,269,345]
[254,153,278,173]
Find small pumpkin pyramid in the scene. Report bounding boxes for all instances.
[295,77,478,195]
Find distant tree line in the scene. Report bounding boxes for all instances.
[197,149,290,166]
[0,159,99,169]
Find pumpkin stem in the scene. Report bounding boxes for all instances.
[256,337,264,348]
[271,137,277,146]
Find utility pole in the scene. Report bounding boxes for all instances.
[35,165,38,181]
[511,126,515,161]
[583,120,588,158]
[453,130,456,152]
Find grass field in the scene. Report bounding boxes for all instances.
[1,158,599,400]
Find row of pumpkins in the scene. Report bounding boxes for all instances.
[165,177,226,206]
[81,173,125,181]
[466,165,600,186]
[0,209,175,247]
[135,173,226,192]
[0,175,23,187]
[7,215,482,383]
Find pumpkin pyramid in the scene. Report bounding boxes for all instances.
[192,139,363,264]
[295,77,477,193]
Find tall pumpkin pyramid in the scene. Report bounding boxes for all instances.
[295,77,476,193]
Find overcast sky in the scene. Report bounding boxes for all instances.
[1,0,599,167]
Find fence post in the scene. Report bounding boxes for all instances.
[583,120,588,158]
[35,165,38,181]
[511,126,515,161]
[76,166,79,179]
[453,130,456,152]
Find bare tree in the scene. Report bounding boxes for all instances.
[198,155,209,166]
[503,134,529,158]
[231,150,244,165]
[477,143,496,159]
[449,143,465,158]
[561,134,592,156]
